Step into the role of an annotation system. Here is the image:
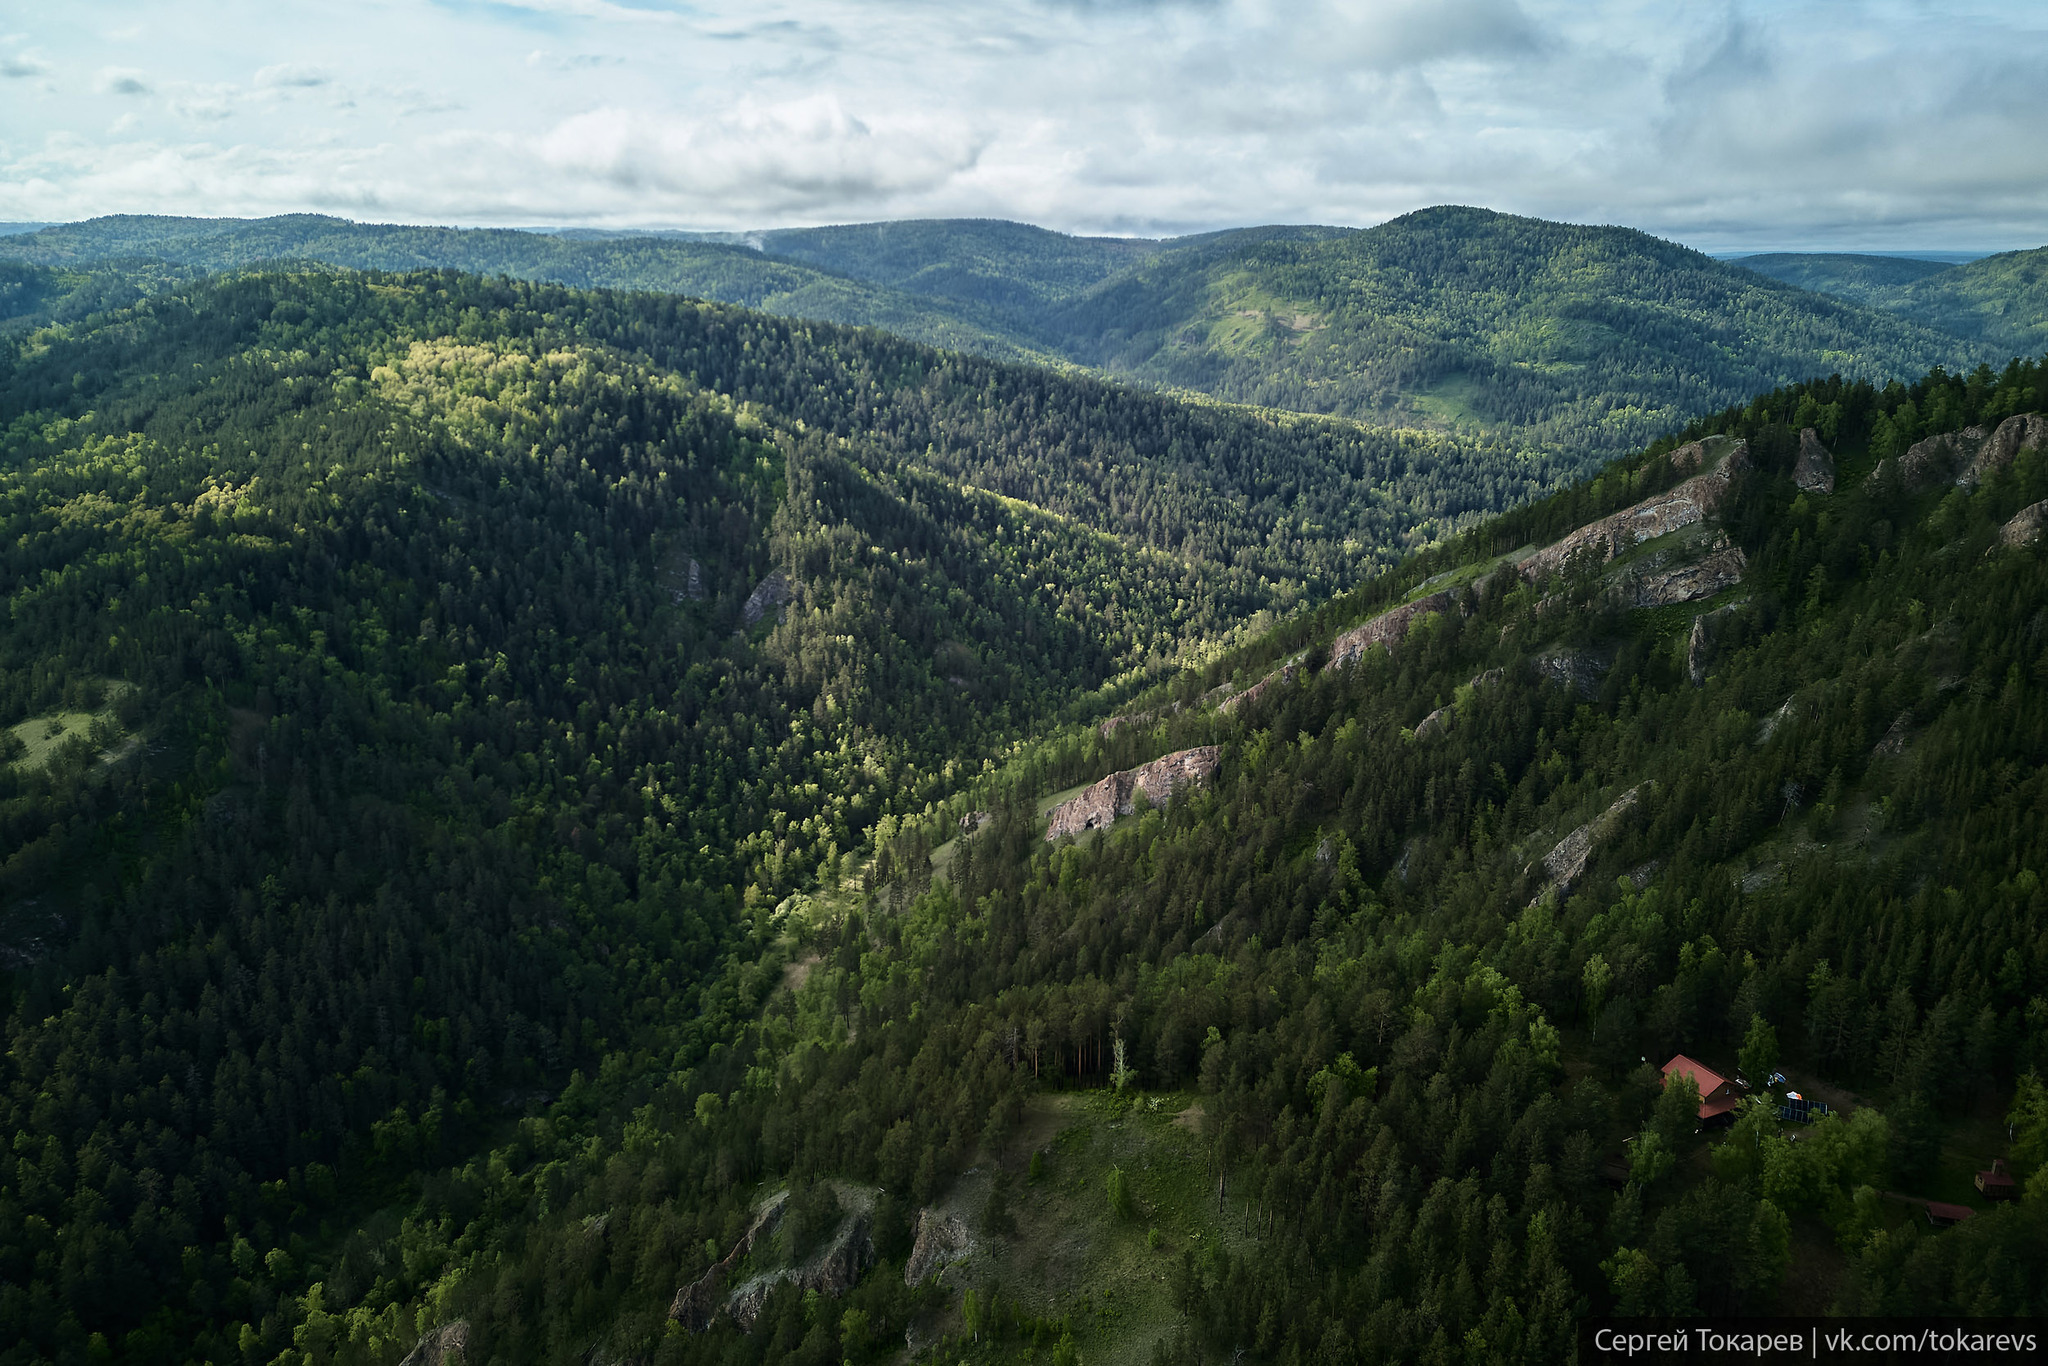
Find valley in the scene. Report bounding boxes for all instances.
[0,224,2044,1366]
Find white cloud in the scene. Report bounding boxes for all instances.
[0,0,2041,249]
[2,53,47,78]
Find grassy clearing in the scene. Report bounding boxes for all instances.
[935,1089,1246,1366]
[7,679,133,772]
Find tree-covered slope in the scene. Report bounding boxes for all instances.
[0,262,1587,1365]
[1885,248,2048,363]
[1041,206,1994,457]
[1734,249,2048,365]
[236,353,2048,1366]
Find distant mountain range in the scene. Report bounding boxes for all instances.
[6,208,2040,464]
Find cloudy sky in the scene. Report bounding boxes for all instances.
[3,0,2045,250]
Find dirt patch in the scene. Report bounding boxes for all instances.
[782,952,821,994]
[1172,1101,1205,1132]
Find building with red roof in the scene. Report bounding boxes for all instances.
[1925,1201,1974,1227]
[1660,1054,1743,1122]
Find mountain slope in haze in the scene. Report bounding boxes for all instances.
[1884,247,2048,362]
[0,214,1047,361]
[1042,206,1998,456]
[1732,251,1958,302]
[3,211,2014,478]
[1735,248,2048,363]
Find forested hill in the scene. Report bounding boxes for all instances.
[327,353,2048,1366]
[1735,248,2048,363]
[1038,207,1996,455]
[0,216,1042,361]
[1,211,2014,474]
[0,261,1571,1365]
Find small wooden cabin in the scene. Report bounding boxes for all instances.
[1660,1054,1743,1123]
[1975,1159,2018,1201]
[1924,1201,1974,1228]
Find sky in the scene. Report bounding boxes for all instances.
[2,1,2045,251]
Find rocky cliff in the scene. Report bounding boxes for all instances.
[1045,746,1221,841]
[1794,427,1836,495]
[1520,439,1750,581]
[1328,590,1458,668]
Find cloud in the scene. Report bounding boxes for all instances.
[96,66,152,95]
[255,62,333,88]
[4,0,2045,250]
[534,95,987,212]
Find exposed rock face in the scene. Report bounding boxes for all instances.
[1536,784,1648,896]
[1521,439,1751,582]
[904,1209,973,1285]
[1100,710,1151,738]
[741,571,792,625]
[1413,705,1454,739]
[1794,428,1836,495]
[1328,590,1458,668]
[728,1213,875,1331]
[1899,426,1989,488]
[1533,649,1609,698]
[1612,534,1747,609]
[2002,499,2048,547]
[1045,746,1220,841]
[670,1192,788,1330]
[1960,413,2048,488]
[400,1322,469,1366]
[1686,602,1747,687]
[1220,664,1299,713]
[1872,710,1914,759]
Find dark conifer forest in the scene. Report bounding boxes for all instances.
[0,246,2046,1366]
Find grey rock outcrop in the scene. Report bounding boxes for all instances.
[728,1213,874,1331]
[669,1192,788,1330]
[1413,705,1454,739]
[1613,534,1747,609]
[1794,428,1836,495]
[1686,602,1747,686]
[904,1209,972,1285]
[400,1322,469,1366]
[1899,426,1988,488]
[741,571,792,625]
[2002,499,2048,547]
[1521,439,1751,582]
[1533,648,1610,698]
[1045,746,1221,841]
[1220,664,1299,714]
[1959,413,2048,488]
[1534,784,1649,897]
[1328,590,1458,667]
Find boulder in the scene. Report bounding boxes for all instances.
[1045,746,1221,841]
[1794,428,1836,495]
[1328,590,1458,668]
[1899,426,1988,489]
[2001,499,2048,547]
[1413,705,1454,739]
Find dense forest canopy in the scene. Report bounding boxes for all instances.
[1,244,2046,1366]
[1736,247,2048,363]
